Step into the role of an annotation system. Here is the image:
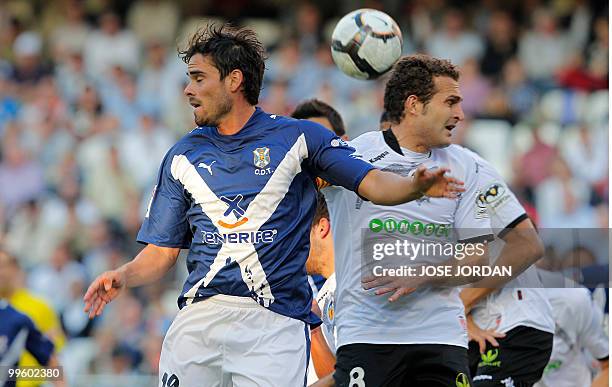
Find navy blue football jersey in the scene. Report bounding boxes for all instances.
[0,301,54,387]
[137,108,374,324]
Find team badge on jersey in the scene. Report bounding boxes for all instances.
[479,183,506,204]
[253,147,270,168]
[323,296,335,325]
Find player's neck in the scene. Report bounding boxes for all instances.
[390,125,431,154]
[320,258,335,279]
[216,102,256,136]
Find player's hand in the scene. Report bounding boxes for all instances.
[466,314,505,353]
[361,274,426,302]
[83,269,126,319]
[413,165,464,199]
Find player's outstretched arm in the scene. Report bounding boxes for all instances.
[358,165,464,205]
[83,244,180,318]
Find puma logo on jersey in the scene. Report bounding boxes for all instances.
[198,161,216,175]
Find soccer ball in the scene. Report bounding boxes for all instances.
[330,9,403,80]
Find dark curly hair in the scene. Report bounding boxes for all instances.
[179,23,266,105]
[291,99,346,137]
[383,54,459,125]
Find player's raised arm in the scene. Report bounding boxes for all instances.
[358,165,464,205]
[83,244,180,318]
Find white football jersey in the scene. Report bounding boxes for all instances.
[459,145,555,335]
[535,276,609,387]
[323,131,493,349]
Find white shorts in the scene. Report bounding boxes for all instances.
[158,294,310,387]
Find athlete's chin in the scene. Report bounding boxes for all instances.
[195,114,218,128]
[432,137,452,149]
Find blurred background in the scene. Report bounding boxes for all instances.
[0,0,608,385]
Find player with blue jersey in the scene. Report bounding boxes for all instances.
[83,24,463,386]
[0,301,62,387]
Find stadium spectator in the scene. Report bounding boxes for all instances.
[83,11,140,78]
[426,8,484,67]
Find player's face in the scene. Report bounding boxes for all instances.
[417,76,464,148]
[184,54,233,127]
[306,226,324,275]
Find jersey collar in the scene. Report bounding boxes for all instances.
[382,129,431,160]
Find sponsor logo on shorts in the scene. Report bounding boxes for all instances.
[501,377,515,387]
[479,349,502,368]
[543,359,563,374]
[455,372,471,387]
[473,375,492,381]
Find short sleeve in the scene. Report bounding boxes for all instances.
[23,317,54,366]
[137,150,192,248]
[301,121,375,192]
[454,157,494,242]
[475,159,526,231]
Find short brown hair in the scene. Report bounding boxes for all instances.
[179,23,266,105]
[384,54,460,124]
[311,193,329,227]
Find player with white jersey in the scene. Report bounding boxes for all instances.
[534,273,609,387]
[457,146,555,386]
[83,26,463,387]
[324,55,494,386]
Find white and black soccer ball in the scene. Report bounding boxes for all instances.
[330,9,403,80]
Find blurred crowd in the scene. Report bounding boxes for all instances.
[0,0,608,384]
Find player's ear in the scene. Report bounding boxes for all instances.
[226,69,244,93]
[319,218,331,239]
[404,95,420,116]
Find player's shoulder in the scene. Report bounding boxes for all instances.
[350,131,381,146]
[432,144,481,180]
[442,144,482,163]
[0,301,33,327]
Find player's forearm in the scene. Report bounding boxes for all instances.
[119,244,180,288]
[311,327,336,378]
[591,363,608,387]
[358,169,423,205]
[464,219,543,292]
[460,288,494,314]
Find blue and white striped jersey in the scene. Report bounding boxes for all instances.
[0,301,54,387]
[137,108,374,325]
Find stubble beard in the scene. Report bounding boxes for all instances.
[195,96,233,127]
